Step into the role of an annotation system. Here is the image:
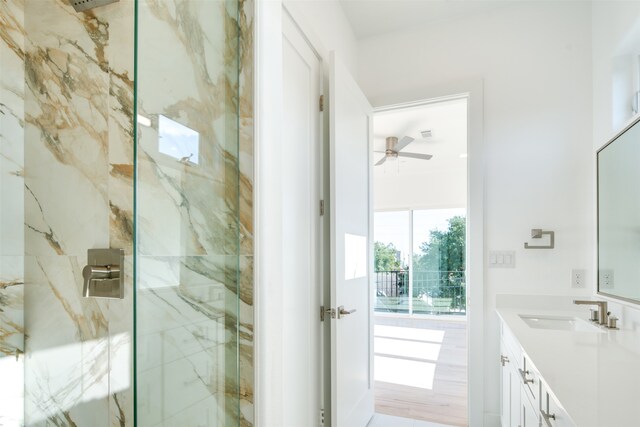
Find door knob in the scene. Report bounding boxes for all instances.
[337,306,356,319]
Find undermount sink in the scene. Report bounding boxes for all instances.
[519,314,604,333]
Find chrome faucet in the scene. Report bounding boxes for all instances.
[574,300,608,325]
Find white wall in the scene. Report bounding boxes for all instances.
[592,1,640,147]
[375,168,466,211]
[358,2,593,423]
[283,0,358,75]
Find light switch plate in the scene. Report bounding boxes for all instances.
[489,251,515,268]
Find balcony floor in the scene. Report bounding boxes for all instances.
[374,315,468,427]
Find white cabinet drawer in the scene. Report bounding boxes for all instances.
[519,355,540,409]
[540,382,576,427]
[521,384,541,427]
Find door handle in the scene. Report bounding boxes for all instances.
[337,306,356,319]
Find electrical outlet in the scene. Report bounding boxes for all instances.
[571,269,587,288]
[599,269,614,289]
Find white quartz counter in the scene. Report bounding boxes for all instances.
[497,300,640,427]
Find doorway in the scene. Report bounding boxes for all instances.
[372,98,469,427]
[256,3,485,425]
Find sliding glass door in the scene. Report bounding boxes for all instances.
[374,209,466,316]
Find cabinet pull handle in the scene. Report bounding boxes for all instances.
[542,410,556,422]
[518,368,534,384]
[542,393,556,426]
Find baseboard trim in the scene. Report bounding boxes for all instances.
[484,412,501,427]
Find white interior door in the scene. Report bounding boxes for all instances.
[282,11,323,427]
[329,52,374,427]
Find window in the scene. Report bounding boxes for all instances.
[374,208,466,316]
[158,115,200,164]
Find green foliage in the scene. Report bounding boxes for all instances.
[374,241,403,272]
[413,215,466,273]
[374,216,467,312]
[413,216,466,303]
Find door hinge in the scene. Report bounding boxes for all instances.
[319,200,325,216]
[320,408,325,425]
[320,306,335,321]
[319,94,324,112]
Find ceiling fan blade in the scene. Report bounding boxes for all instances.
[374,150,387,153]
[394,136,415,152]
[375,156,388,166]
[398,152,433,160]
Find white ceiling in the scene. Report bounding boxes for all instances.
[373,97,467,176]
[340,0,519,39]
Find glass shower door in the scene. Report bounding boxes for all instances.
[135,0,242,425]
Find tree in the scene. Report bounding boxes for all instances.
[413,216,466,273]
[412,216,466,304]
[374,241,407,296]
[374,241,403,271]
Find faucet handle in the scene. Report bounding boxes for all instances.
[82,249,124,299]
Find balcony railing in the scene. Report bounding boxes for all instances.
[375,270,466,315]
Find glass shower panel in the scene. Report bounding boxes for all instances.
[135,0,241,425]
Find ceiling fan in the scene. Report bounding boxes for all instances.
[374,136,433,166]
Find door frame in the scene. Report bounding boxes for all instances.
[281,7,325,426]
[255,1,485,424]
[371,83,485,426]
[254,3,330,426]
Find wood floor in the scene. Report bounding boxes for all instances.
[374,316,468,427]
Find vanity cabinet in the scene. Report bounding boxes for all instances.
[500,322,575,427]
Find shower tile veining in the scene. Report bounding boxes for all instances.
[1,0,253,424]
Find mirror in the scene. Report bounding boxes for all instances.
[598,115,640,302]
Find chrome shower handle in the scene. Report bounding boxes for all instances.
[82,264,120,283]
[82,249,124,299]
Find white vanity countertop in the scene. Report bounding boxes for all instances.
[497,304,640,427]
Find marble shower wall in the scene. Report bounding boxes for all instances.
[0,0,253,424]
[20,0,135,426]
[136,0,253,425]
[0,0,26,425]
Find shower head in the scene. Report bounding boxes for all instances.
[69,0,119,12]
